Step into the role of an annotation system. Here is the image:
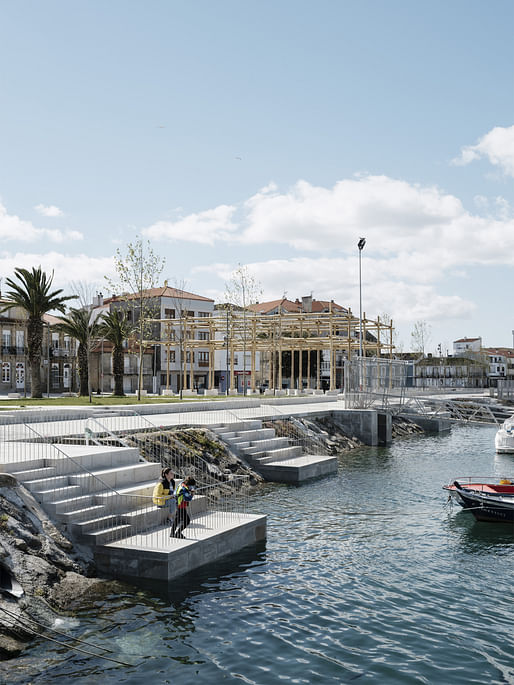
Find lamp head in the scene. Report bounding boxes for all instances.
[358,237,366,251]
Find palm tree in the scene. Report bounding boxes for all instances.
[54,308,101,397]
[1,267,76,398]
[98,309,133,396]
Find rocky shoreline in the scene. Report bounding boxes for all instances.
[0,474,127,659]
[0,416,424,660]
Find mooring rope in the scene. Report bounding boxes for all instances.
[0,605,135,667]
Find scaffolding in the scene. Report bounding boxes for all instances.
[146,308,395,393]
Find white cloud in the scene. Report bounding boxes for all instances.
[142,204,237,245]
[0,202,82,243]
[0,251,115,292]
[194,255,477,326]
[35,204,64,217]
[452,125,514,177]
[150,175,514,268]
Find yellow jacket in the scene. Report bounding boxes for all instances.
[152,481,172,507]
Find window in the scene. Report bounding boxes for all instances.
[186,351,195,363]
[2,330,11,351]
[15,362,24,388]
[187,311,195,318]
[63,363,71,389]
[16,331,24,353]
[52,333,59,349]
[2,362,10,383]
[51,363,60,388]
[165,349,176,363]
[198,311,210,318]
[198,331,209,340]
[198,351,209,367]
[165,308,175,319]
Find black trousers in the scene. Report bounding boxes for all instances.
[171,507,190,535]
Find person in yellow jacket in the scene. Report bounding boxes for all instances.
[152,467,176,521]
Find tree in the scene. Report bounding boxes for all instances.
[224,264,262,394]
[98,309,133,396]
[1,267,76,398]
[379,312,402,354]
[54,308,101,397]
[105,237,165,400]
[411,320,432,357]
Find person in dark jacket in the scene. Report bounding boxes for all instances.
[170,477,196,539]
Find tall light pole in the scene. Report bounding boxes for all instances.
[358,238,366,358]
[358,237,366,392]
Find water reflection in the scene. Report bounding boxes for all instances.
[444,510,514,554]
[134,540,267,604]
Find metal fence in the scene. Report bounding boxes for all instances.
[0,407,253,549]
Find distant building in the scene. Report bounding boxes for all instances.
[101,285,215,394]
[482,347,514,387]
[414,355,488,388]
[0,299,78,395]
[247,295,347,316]
[453,337,482,356]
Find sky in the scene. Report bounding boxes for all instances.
[0,0,513,354]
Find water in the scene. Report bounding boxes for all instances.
[2,425,513,684]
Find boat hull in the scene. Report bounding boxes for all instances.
[444,480,514,523]
[453,489,514,523]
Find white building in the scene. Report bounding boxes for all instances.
[453,337,482,356]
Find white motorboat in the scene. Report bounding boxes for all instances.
[495,414,514,453]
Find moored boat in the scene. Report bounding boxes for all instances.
[494,415,514,454]
[443,477,514,523]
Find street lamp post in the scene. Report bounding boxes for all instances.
[358,238,366,358]
[358,237,366,391]
[226,306,230,396]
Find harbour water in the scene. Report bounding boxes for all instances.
[2,424,513,684]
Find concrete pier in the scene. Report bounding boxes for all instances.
[95,512,267,582]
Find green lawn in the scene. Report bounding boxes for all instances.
[0,394,227,409]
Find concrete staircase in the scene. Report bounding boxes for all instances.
[1,442,207,546]
[211,420,338,484]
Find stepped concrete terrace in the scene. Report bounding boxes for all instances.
[0,397,400,486]
[211,420,338,484]
[0,439,266,583]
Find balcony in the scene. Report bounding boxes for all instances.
[1,345,21,356]
[50,348,73,358]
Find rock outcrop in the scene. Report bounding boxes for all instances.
[0,474,121,660]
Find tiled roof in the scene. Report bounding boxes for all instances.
[454,337,481,343]
[106,286,214,303]
[247,297,346,314]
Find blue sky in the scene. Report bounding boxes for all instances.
[0,0,513,353]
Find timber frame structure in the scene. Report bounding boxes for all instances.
[146,308,395,393]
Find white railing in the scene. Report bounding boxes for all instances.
[0,408,252,548]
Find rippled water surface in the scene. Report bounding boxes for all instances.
[3,424,514,684]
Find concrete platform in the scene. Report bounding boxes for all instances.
[94,510,267,582]
[257,454,338,484]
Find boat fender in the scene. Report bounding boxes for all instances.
[499,478,512,485]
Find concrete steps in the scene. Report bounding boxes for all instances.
[249,445,304,464]
[5,442,167,545]
[211,422,338,484]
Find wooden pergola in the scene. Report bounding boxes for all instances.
[146,308,394,392]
